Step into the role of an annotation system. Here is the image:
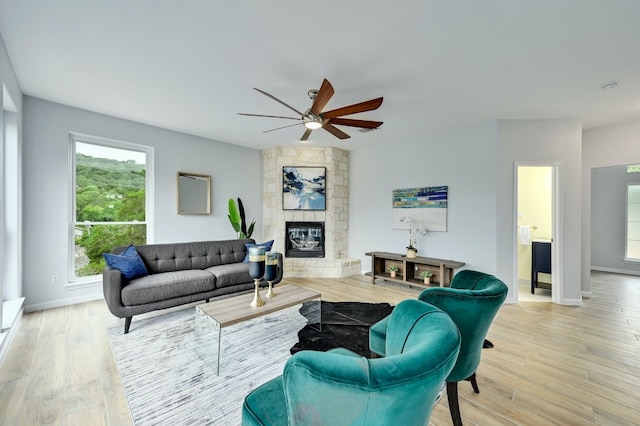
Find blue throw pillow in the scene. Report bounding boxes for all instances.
[243,240,275,262]
[103,245,148,280]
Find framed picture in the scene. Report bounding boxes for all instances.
[392,186,448,231]
[283,166,326,210]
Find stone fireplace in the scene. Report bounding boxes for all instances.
[262,146,360,278]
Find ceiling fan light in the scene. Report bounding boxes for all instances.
[304,120,322,130]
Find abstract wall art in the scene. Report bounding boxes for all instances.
[283,166,326,210]
[392,185,448,231]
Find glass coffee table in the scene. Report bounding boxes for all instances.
[195,284,321,375]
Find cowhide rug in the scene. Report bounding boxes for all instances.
[290,301,495,356]
[290,301,394,358]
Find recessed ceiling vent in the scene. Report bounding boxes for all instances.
[601,81,620,91]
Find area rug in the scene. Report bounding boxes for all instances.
[108,307,306,426]
[290,301,394,358]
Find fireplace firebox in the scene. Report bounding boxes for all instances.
[286,221,325,258]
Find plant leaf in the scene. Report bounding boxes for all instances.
[237,198,247,235]
[228,215,241,232]
[228,198,241,223]
[245,221,255,239]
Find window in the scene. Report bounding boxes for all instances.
[626,183,640,262]
[70,134,153,282]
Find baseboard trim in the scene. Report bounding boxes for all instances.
[24,292,103,313]
[591,266,640,276]
[560,298,583,306]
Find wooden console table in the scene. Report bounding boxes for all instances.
[365,251,465,288]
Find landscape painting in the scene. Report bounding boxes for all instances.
[392,186,448,231]
[283,167,326,210]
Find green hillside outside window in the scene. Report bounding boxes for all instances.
[71,136,151,280]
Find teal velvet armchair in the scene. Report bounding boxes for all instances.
[242,299,461,426]
[370,270,508,426]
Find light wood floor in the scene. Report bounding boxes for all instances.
[1,272,639,425]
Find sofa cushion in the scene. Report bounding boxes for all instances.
[121,270,216,305]
[103,245,148,280]
[135,239,251,273]
[206,263,252,289]
[243,240,274,262]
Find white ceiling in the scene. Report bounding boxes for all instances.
[1,1,639,150]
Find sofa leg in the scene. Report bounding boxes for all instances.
[124,317,132,334]
[447,381,463,426]
[205,298,210,303]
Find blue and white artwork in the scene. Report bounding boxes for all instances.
[283,167,326,210]
[392,186,448,231]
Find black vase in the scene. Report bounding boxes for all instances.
[264,251,278,297]
[248,246,266,307]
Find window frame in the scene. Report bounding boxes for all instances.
[69,132,154,285]
[624,182,640,263]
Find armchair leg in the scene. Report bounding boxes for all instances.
[446,381,463,426]
[466,373,480,393]
[124,316,132,334]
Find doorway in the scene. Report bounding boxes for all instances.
[515,164,560,303]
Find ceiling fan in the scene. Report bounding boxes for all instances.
[238,79,383,141]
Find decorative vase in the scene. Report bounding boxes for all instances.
[390,270,397,278]
[407,249,417,258]
[248,246,266,307]
[264,251,278,298]
[423,277,431,285]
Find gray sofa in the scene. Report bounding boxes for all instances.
[103,239,283,333]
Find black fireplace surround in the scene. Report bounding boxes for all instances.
[286,221,325,258]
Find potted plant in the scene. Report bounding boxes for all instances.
[388,265,400,278]
[420,270,434,284]
[400,216,426,258]
[228,197,256,239]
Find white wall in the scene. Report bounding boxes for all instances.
[496,119,583,304]
[23,97,263,310]
[15,77,632,310]
[350,119,583,305]
[350,120,499,278]
[583,120,640,288]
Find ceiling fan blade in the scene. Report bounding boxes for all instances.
[328,118,383,129]
[323,123,350,139]
[253,87,306,116]
[322,97,383,119]
[238,113,302,121]
[310,79,334,115]
[263,122,304,133]
[300,128,313,141]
